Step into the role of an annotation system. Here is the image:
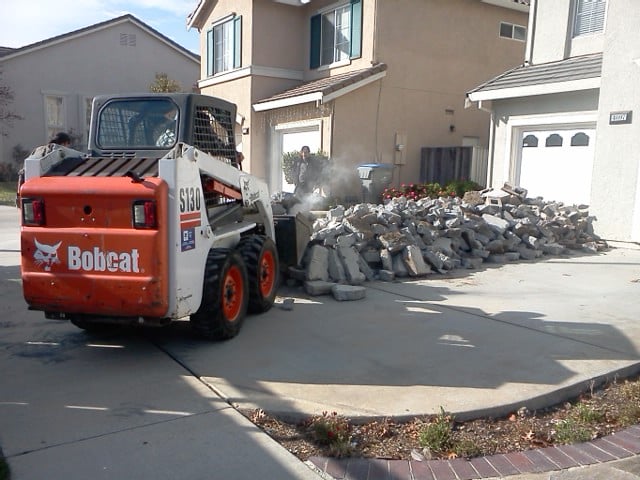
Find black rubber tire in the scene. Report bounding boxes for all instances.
[237,235,279,313]
[190,249,249,340]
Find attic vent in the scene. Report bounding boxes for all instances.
[120,33,137,47]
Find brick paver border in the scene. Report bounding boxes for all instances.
[308,424,640,480]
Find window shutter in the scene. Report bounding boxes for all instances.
[233,16,242,69]
[350,0,362,59]
[310,14,321,69]
[206,28,214,76]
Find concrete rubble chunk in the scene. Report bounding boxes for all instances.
[331,284,367,301]
[358,254,376,281]
[378,269,395,282]
[306,245,329,281]
[327,248,347,283]
[403,245,432,276]
[337,245,366,285]
[380,249,393,271]
[379,231,412,253]
[304,280,336,296]
[482,213,510,235]
[392,253,409,277]
[294,188,608,284]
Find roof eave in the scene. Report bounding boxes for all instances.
[467,76,601,102]
[252,70,387,112]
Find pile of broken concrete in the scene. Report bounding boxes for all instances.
[286,188,608,302]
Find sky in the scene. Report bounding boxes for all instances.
[0,0,201,53]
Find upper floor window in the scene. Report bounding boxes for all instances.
[310,0,362,69]
[573,0,606,37]
[206,15,241,77]
[499,22,526,41]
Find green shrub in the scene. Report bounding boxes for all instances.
[418,408,453,455]
[554,418,592,444]
[308,411,354,457]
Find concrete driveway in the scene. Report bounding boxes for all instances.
[0,206,320,480]
[2,204,640,479]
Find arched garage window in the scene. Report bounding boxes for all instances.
[523,134,538,147]
[571,132,590,146]
[545,134,563,147]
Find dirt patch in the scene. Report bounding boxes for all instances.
[243,374,640,462]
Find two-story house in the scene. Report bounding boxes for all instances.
[187,0,529,196]
[467,0,640,242]
[0,15,200,167]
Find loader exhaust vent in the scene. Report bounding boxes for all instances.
[44,156,159,178]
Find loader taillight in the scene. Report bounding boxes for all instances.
[132,200,157,229]
[22,198,46,226]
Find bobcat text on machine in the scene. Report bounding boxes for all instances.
[19,93,279,340]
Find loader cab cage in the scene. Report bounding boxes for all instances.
[89,93,240,168]
[97,98,180,150]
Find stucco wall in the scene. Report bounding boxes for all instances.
[1,20,199,167]
[590,0,640,241]
[530,0,605,64]
[371,0,528,184]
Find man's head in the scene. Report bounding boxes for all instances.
[301,145,311,159]
[50,132,71,147]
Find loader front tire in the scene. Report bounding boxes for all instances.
[237,235,279,313]
[190,249,249,340]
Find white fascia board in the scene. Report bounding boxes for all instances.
[322,71,387,103]
[198,65,303,89]
[481,0,529,13]
[253,92,323,112]
[187,0,208,30]
[468,77,601,102]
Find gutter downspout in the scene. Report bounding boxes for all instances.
[524,0,537,65]
[477,100,496,188]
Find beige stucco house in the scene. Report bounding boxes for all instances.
[0,15,200,167]
[187,0,529,197]
[467,0,640,242]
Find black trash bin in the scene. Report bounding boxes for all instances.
[356,163,394,204]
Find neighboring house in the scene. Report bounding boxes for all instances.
[0,14,200,167]
[187,0,529,196]
[467,0,640,242]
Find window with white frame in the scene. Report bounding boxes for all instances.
[573,0,607,37]
[45,95,64,141]
[206,15,241,76]
[499,22,526,41]
[310,0,362,69]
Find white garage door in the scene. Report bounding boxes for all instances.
[519,128,595,206]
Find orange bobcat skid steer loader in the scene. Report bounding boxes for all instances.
[19,93,279,340]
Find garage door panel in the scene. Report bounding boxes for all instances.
[520,128,595,205]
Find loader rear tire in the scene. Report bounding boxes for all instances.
[190,249,249,340]
[237,235,279,313]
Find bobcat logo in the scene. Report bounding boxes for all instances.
[34,239,62,271]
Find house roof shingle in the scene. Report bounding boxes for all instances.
[467,53,602,100]
[0,14,199,63]
[254,63,388,110]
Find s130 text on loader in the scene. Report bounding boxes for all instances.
[19,93,280,340]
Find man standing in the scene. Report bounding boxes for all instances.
[293,145,312,197]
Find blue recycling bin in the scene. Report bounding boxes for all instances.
[356,163,394,203]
